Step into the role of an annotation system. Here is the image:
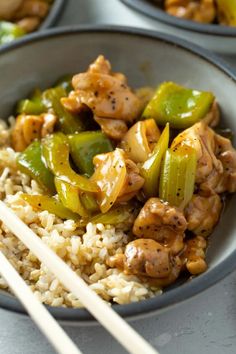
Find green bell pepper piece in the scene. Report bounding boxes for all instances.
[141,123,169,198]
[68,131,113,177]
[216,0,236,26]
[17,99,46,115]
[142,82,214,129]
[42,133,98,193]
[80,192,99,213]
[42,86,84,134]
[79,204,134,227]
[16,89,46,115]
[21,194,79,221]
[54,177,88,217]
[0,21,25,45]
[17,141,55,194]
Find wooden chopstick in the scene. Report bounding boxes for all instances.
[0,200,159,354]
[0,250,83,354]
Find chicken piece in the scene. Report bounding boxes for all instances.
[202,100,220,127]
[135,87,155,112]
[61,55,142,139]
[133,198,187,254]
[0,0,23,20]
[172,122,219,186]
[11,113,57,152]
[171,121,236,194]
[181,236,207,275]
[16,16,41,32]
[185,194,222,237]
[117,239,172,278]
[94,116,128,141]
[165,0,216,24]
[41,113,57,137]
[213,133,236,193]
[108,239,182,287]
[13,0,49,20]
[117,159,145,202]
[88,54,111,75]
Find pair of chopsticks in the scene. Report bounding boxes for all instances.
[0,201,159,354]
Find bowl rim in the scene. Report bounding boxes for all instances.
[0,25,236,323]
[120,0,236,37]
[34,0,65,31]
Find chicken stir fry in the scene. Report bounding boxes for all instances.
[0,0,53,45]
[165,0,216,23]
[181,235,207,275]
[108,239,182,287]
[171,121,236,194]
[10,55,236,291]
[185,194,222,237]
[162,0,236,26]
[133,198,187,254]
[12,113,57,152]
[62,55,142,140]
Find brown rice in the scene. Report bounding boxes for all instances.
[0,120,162,308]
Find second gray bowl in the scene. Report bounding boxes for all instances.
[120,0,236,55]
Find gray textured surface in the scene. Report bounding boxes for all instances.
[1,272,236,354]
[1,0,236,353]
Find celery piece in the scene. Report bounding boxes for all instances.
[159,145,197,209]
[141,123,169,198]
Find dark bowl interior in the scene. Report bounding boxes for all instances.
[120,0,236,36]
[0,26,236,324]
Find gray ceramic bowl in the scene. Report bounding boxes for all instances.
[38,0,65,31]
[0,26,236,324]
[120,0,236,55]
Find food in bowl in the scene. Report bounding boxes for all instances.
[0,55,235,308]
[152,0,236,26]
[0,0,53,44]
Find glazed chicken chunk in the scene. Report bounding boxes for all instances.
[0,0,50,32]
[181,235,207,275]
[0,0,23,20]
[61,55,142,140]
[171,121,236,194]
[185,193,222,237]
[133,198,187,255]
[108,238,182,287]
[165,0,216,24]
[202,100,220,127]
[12,113,57,152]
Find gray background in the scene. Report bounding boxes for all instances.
[1,1,236,353]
